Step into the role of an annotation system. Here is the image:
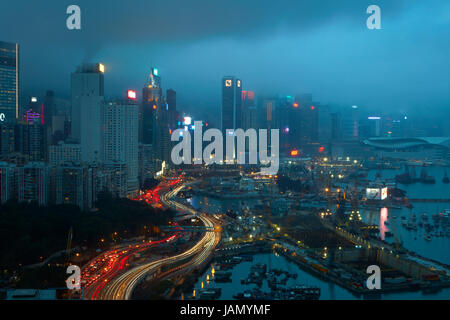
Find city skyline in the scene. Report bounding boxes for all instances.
[1,0,450,304]
[1,0,450,119]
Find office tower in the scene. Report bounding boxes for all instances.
[71,63,104,163]
[296,94,319,145]
[49,141,81,166]
[318,104,333,143]
[221,76,242,132]
[53,163,92,211]
[331,112,341,141]
[166,88,176,112]
[43,90,56,128]
[51,115,67,144]
[0,161,16,204]
[140,67,162,144]
[360,116,382,138]
[273,96,292,152]
[17,162,49,205]
[341,105,359,141]
[102,98,139,197]
[153,89,177,164]
[0,41,19,123]
[138,143,155,188]
[242,90,257,130]
[153,100,171,163]
[166,88,178,134]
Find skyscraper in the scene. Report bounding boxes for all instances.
[221,76,242,132]
[242,90,257,130]
[102,97,139,197]
[71,63,105,163]
[341,105,359,141]
[0,41,19,123]
[140,67,162,145]
[43,90,56,128]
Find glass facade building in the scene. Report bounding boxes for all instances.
[0,41,19,123]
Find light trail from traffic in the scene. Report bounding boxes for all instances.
[96,181,221,300]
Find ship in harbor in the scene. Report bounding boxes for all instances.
[420,166,436,184]
[395,165,436,184]
[233,286,320,300]
[395,165,414,184]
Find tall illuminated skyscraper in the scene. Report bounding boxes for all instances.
[221,76,242,132]
[140,67,161,144]
[71,63,104,163]
[0,41,19,123]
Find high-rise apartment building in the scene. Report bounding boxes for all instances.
[102,98,139,197]
[17,162,49,205]
[49,141,81,166]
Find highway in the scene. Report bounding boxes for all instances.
[91,181,221,300]
[82,234,179,300]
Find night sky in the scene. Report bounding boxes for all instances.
[1,0,449,121]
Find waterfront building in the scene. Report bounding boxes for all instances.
[363,137,450,161]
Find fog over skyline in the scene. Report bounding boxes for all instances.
[1,0,450,121]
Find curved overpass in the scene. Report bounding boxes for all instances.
[97,181,220,300]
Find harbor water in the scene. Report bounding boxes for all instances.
[188,167,450,299]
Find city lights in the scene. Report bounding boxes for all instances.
[1,2,448,305]
[127,89,137,100]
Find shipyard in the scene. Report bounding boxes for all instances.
[165,154,450,300]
